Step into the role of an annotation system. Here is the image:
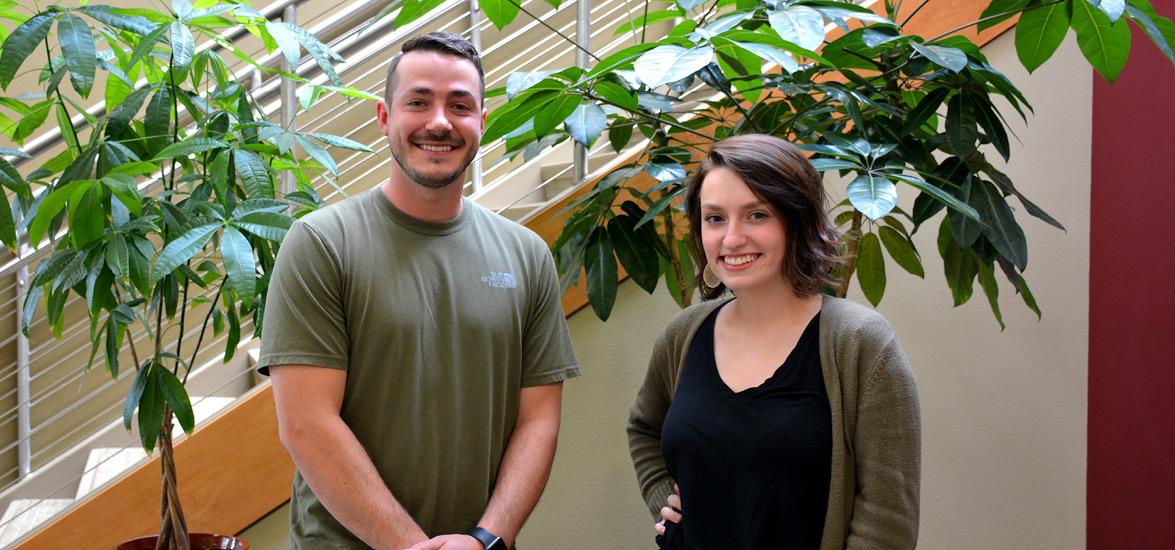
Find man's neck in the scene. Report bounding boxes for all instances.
[380,175,464,224]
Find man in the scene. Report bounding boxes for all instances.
[258,31,580,550]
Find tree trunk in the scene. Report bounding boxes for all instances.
[154,410,191,550]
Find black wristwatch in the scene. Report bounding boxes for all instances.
[469,527,507,550]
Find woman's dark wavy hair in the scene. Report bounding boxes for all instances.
[685,134,842,300]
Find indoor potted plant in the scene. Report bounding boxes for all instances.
[0,1,372,548]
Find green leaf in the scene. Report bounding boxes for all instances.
[124,364,150,430]
[151,223,219,282]
[615,9,682,36]
[534,93,581,137]
[296,135,337,175]
[1072,0,1132,82]
[158,365,194,434]
[29,179,92,245]
[78,5,156,35]
[633,45,714,88]
[593,80,638,111]
[998,257,1041,318]
[768,5,825,51]
[0,13,55,90]
[585,228,618,321]
[127,23,167,72]
[979,0,1029,31]
[980,161,1066,231]
[585,42,661,79]
[902,87,950,136]
[847,173,897,221]
[609,122,634,152]
[946,92,979,156]
[150,136,229,161]
[307,132,373,152]
[971,179,1029,270]
[483,90,558,144]
[104,318,124,379]
[1124,1,1175,67]
[1016,0,1071,72]
[138,366,164,452]
[68,181,104,247]
[0,156,29,199]
[233,211,292,241]
[56,102,79,152]
[910,42,968,72]
[170,21,195,73]
[480,0,521,28]
[291,25,343,86]
[221,225,255,301]
[974,97,1011,161]
[107,234,130,280]
[234,148,273,198]
[223,299,240,362]
[609,215,659,293]
[564,102,607,148]
[58,14,96,97]
[893,173,981,223]
[879,225,924,278]
[505,71,554,99]
[0,184,13,249]
[947,177,983,247]
[145,86,171,155]
[977,261,1006,329]
[856,232,885,306]
[938,219,978,306]
[730,40,799,73]
[265,20,301,69]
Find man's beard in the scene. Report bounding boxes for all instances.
[390,131,478,189]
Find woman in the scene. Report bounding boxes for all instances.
[627,134,920,550]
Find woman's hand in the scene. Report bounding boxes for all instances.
[654,484,683,535]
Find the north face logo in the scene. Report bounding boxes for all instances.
[481,272,517,288]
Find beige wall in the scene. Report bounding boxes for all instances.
[239,30,1093,550]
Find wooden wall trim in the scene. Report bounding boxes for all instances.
[14,385,293,549]
[15,3,1013,546]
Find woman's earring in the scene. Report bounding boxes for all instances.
[702,265,722,289]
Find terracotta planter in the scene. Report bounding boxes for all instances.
[115,534,248,550]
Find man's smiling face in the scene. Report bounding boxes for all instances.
[379,50,485,189]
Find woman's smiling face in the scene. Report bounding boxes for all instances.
[699,166,789,294]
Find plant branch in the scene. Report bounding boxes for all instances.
[899,0,931,28]
[507,0,600,62]
[183,279,225,386]
[926,0,1066,43]
[836,211,863,298]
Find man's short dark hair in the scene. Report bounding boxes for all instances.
[385,31,485,106]
[685,133,843,299]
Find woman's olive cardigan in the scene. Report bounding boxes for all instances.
[627,295,921,550]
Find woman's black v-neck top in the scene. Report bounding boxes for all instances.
[659,305,831,550]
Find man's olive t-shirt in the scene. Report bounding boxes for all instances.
[257,187,580,547]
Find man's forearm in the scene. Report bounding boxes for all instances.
[283,415,428,549]
[477,411,561,545]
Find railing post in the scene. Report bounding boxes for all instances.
[469,0,484,193]
[280,5,298,195]
[15,236,32,479]
[574,0,591,182]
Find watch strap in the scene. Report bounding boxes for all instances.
[468,527,505,550]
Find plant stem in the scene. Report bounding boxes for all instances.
[926,0,1066,43]
[837,211,863,298]
[640,0,651,43]
[507,0,600,62]
[42,37,82,153]
[183,280,225,385]
[899,0,931,28]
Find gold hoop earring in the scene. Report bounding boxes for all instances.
[702,264,721,289]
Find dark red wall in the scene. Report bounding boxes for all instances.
[1088,1,1175,547]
